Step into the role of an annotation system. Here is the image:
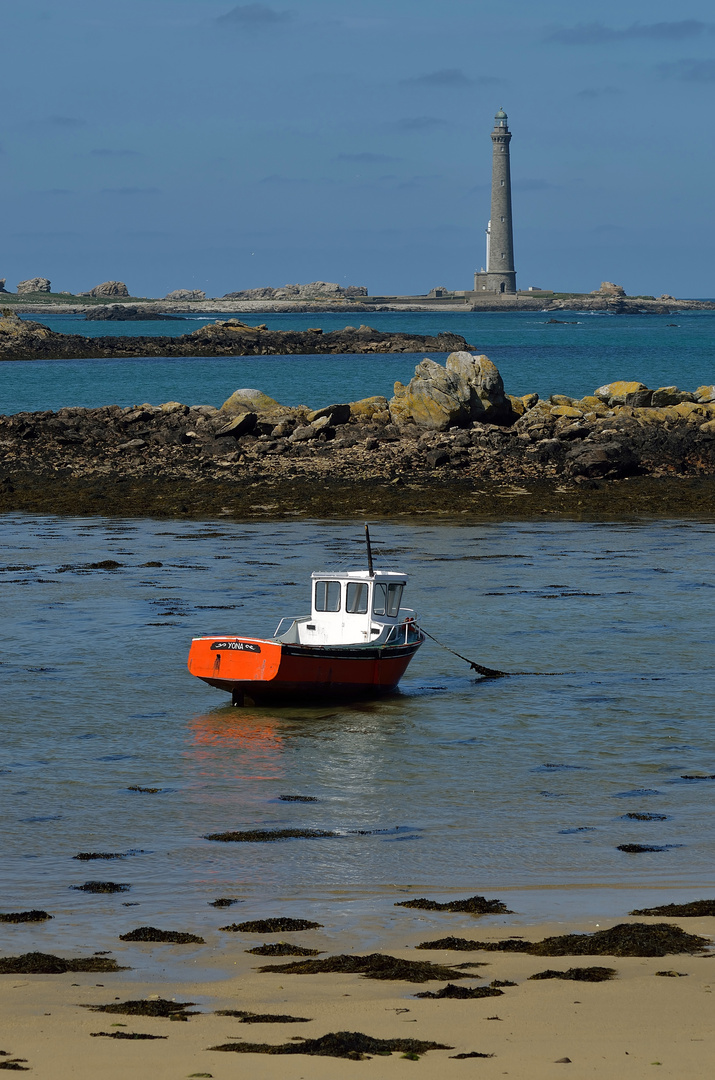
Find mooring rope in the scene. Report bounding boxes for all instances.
[417,626,571,679]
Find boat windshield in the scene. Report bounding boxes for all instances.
[346,581,368,613]
[373,582,404,617]
[315,579,341,612]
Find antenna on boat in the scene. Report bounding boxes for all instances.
[364,523,374,577]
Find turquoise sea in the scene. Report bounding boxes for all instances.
[3,309,714,415]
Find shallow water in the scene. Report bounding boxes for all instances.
[2,516,715,956]
[5,309,715,414]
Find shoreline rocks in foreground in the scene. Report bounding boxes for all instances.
[2,348,715,520]
[0,311,470,361]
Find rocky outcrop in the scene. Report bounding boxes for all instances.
[164,289,206,301]
[17,278,51,294]
[224,282,368,301]
[80,281,130,298]
[85,305,184,321]
[591,282,626,297]
[0,279,7,293]
[0,313,471,361]
[389,352,512,430]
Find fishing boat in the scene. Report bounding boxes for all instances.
[187,528,424,704]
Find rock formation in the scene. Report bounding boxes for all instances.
[85,305,184,322]
[223,282,367,301]
[80,281,130,298]
[17,278,51,294]
[390,352,512,430]
[164,289,206,301]
[0,279,7,293]
[591,282,626,297]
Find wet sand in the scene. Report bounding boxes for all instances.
[3,909,714,1078]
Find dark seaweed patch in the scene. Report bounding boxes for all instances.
[257,953,472,983]
[90,1031,167,1040]
[617,844,674,853]
[119,927,205,944]
[529,967,616,982]
[246,943,322,957]
[680,775,715,781]
[210,898,243,908]
[450,1052,495,1059]
[415,937,483,952]
[215,1011,312,1023]
[630,900,715,917]
[655,970,688,977]
[87,560,123,570]
[0,911,51,923]
[208,1031,452,1059]
[71,881,130,893]
[74,852,126,861]
[0,1060,29,1071]
[277,796,319,803]
[414,984,504,999]
[127,785,162,793]
[221,918,322,933]
[84,998,196,1018]
[612,789,661,798]
[0,952,127,974]
[620,813,668,822]
[204,829,336,842]
[396,895,511,915]
[490,979,517,987]
[416,923,709,958]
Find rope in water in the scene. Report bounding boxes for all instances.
[418,626,571,679]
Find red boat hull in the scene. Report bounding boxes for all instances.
[188,635,423,703]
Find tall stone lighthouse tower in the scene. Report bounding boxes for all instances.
[474,108,517,294]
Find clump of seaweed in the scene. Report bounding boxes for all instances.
[0,1058,30,1070]
[71,881,130,893]
[90,1032,167,1040]
[630,900,715,917]
[215,1011,312,1023]
[221,918,322,933]
[74,853,126,861]
[208,1031,452,1060]
[529,967,616,982]
[246,943,322,957]
[0,911,52,923]
[621,813,668,822]
[87,560,123,570]
[490,979,517,987]
[127,786,162,793]
[396,895,511,915]
[417,923,710,958]
[414,984,504,1000]
[257,953,473,983]
[415,937,483,952]
[450,1052,495,1059]
[278,795,319,802]
[210,898,242,908]
[655,970,688,977]
[83,998,197,1018]
[205,829,336,843]
[617,844,671,853]
[0,952,127,975]
[119,927,205,944]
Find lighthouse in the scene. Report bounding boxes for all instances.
[474,108,516,294]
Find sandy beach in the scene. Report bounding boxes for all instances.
[3,906,714,1079]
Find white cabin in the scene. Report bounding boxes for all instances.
[274,570,416,647]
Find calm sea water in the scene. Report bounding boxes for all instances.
[2,515,714,955]
[4,310,714,415]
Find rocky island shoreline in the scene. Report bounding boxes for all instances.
[2,342,714,520]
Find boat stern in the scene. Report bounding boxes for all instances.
[187,636,282,691]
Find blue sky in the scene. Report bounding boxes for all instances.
[2,0,715,297]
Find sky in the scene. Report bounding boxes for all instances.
[2,0,715,298]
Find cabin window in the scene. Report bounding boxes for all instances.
[346,581,368,614]
[315,579,341,612]
[373,582,404,617]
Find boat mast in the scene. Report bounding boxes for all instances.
[365,523,374,576]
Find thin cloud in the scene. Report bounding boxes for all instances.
[216,4,292,26]
[335,152,397,163]
[547,20,712,45]
[402,68,490,88]
[576,86,620,98]
[390,116,448,131]
[101,187,160,195]
[656,58,715,81]
[47,115,86,127]
[90,148,142,157]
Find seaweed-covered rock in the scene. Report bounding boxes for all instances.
[119,926,205,944]
[0,952,127,974]
[209,1030,452,1059]
[0,910,52,923]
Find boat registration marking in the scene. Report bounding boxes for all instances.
[210,640,262,653]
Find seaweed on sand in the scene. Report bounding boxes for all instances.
[204,829,336,843]
[215,1010,312,1023]
[415,937,484,952]
[630,900,715,917]
[396,896,511,914]
[221,918,322,933]
[417,923,710,958]
[0,952,128,974]
[208,1031,452,1060]
[83,999,197,1018]
[0,911,51,923]
[119,927,205,944]
[246,943,322,957]
[257,953,473,983]
[90,1032,167,1040]
[450,1052,495,1059]
[0,1060,30,1071]
[71,881,130,893]
[414,984,504,999]
[528,967,616,982]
